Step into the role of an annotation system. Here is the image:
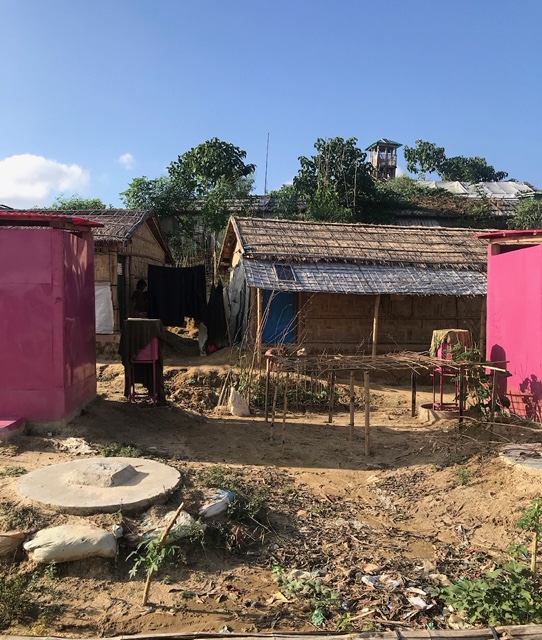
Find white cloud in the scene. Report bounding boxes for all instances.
[0,154,89,208]
[395,166,405,177]
[118,152,134,169]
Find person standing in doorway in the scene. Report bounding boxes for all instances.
[132,279,148,318]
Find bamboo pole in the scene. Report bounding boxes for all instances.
[411,371,417,418]
[349,371,355,441]
[479,296,487,359]
[328,371,336,424]
[282,373,289,445]
[264,358,271,422]
[256,288,263,366]
[458,365,464,427]
[490,368,498,423]
[142,502,184,605]
[364,371,370,456]
[270,370,279,440]
[371,294,381,362]
[532,532,538,576]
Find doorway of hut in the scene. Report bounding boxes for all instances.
[262,290,295,344]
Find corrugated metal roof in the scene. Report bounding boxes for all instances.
[419,180,536,199]
[243,258,486,296]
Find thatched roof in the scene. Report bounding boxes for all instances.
[20,209,174,263]
[221,217,489,272]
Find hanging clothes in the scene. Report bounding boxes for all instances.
[147,264,207,326]
[202,282,229,350]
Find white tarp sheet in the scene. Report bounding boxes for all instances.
[95,283,114,334]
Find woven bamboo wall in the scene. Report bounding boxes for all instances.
[297,292,483,353]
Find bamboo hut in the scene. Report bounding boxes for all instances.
[58,209,173,336]
[219,217,489,356]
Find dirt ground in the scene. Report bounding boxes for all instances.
[2,335,542,636]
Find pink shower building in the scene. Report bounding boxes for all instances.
[480,229,542,419]
[0,212,101,426]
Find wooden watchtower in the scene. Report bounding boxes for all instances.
[366,138,402,181]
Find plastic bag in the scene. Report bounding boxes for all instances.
[199,489,235,518]
[229,388,250,416]
[24,524,117,563]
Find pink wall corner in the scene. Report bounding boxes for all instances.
[486,243,542,419]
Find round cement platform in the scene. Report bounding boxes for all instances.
[17,457,181,515]
[501,444,542,475]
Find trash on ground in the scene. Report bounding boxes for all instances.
[199,489,235,518]
[140,509,206,541]
[54,437,96,455]
[24,524,117,563]
[407,595,434,611]
[228,388,250,416]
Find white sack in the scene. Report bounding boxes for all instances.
[24,524,117,563]
[95,283,114,334]
[229,388,250,416]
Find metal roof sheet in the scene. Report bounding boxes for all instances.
[419,180,536,199]
[243,258,486,296]
[0,211,103,228]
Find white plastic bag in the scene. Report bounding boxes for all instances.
[24,524,117,563]
[229,388,250,416]
[199,489,235,518]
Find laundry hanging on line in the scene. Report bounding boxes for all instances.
[147,264,207,327]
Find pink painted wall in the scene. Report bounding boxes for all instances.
[486,243,542,419]
[0,228,96,423]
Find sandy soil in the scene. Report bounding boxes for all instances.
[2,335,542,636]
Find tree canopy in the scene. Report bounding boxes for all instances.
[120,138,256,261]
[291,136,379,222]
[49,194,107,210]
[403,139,508,183]
[508,198,542,229]
[403,140,446,179]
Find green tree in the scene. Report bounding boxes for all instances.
[440,156,508,182]
[167,137,255,235]
[403,139,446,179]
[268,183,301,219]
[293,136,378,222]
[49,194,107,209]
[120,138,256,262]
[508,198,542,229]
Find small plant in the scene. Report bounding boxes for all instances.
[0,466,26,477]
[0,502,46,530]
[518,497,542,575]
[100,442,144,458]
[456,466,471,486]
[336,612,353,632]
[0,571,37,630]
[434,560,542,626]
[128,504,184,605]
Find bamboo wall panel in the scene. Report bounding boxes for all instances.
[297,293,483,353]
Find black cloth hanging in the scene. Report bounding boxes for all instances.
[202,282,228,349]
[147,264,207,326]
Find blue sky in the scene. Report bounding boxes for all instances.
[1,0,541,208]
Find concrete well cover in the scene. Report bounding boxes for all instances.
[17,457,181,515]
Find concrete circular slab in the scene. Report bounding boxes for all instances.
[501,444,542,474]
[17,457,181,515]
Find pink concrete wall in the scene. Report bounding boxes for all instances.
[486,243,542,419]
[0,228,96,423]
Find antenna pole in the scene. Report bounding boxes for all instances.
[264,132,270,195]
